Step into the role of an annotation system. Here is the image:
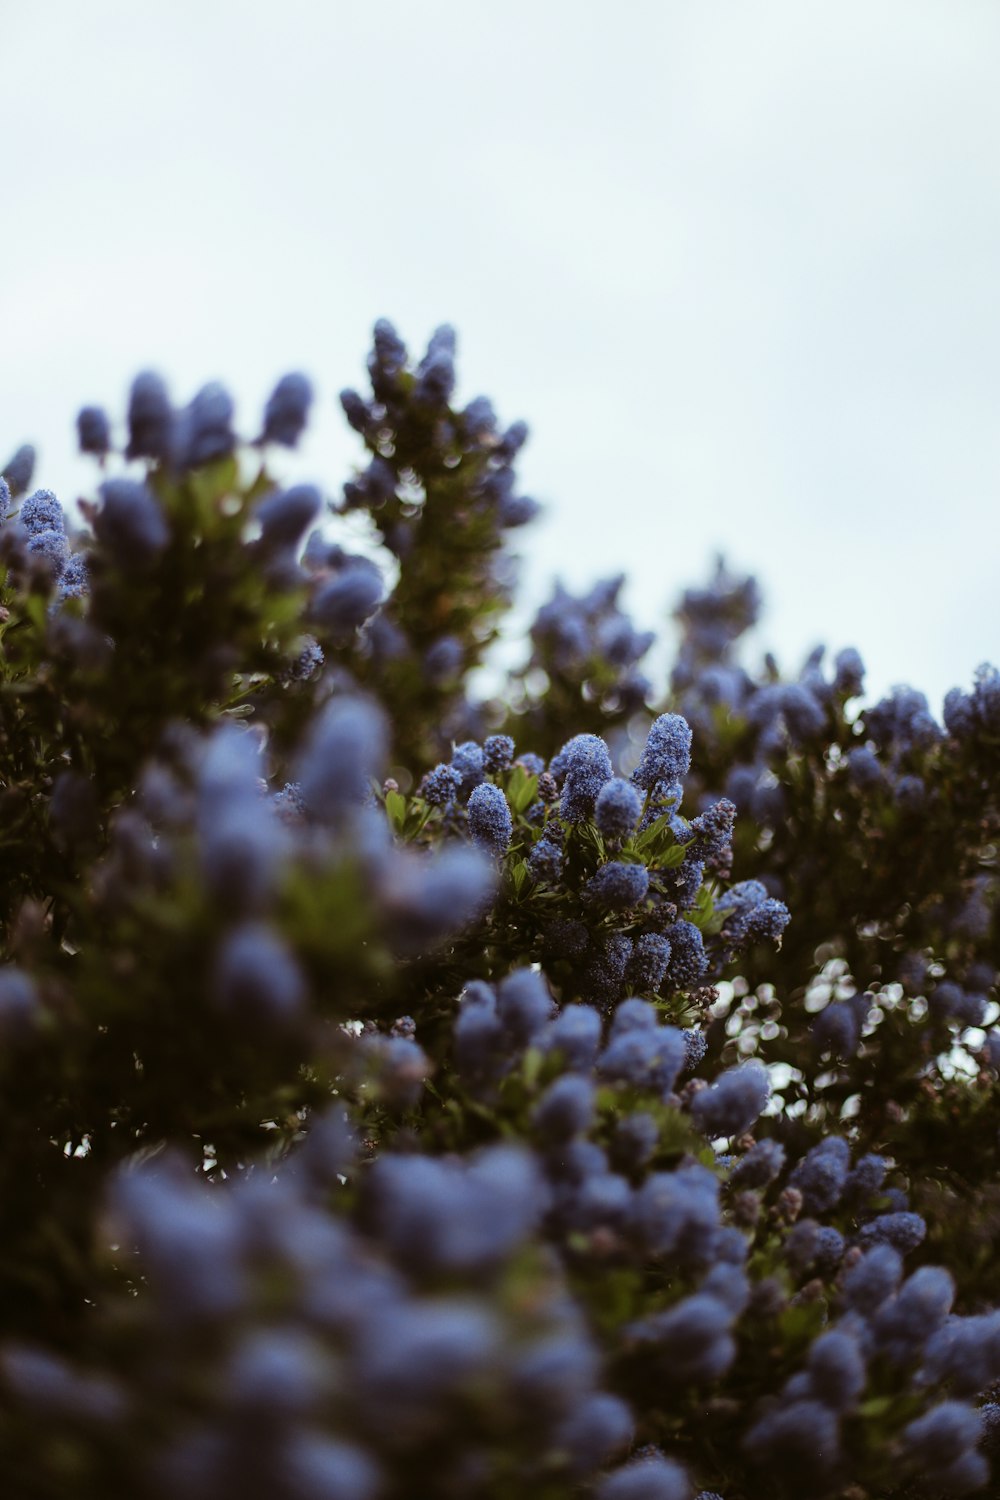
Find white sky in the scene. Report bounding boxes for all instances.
[2,0,998,710]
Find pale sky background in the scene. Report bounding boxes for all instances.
[2,1,998,711]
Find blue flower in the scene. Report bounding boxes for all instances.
[126,372,173,461]
[788,1137,850,1214]
[627,934,672,992]
[213,924,306,1029]
[584,861,649,912]
[596,1453,689,1500]
[599,1024,686,1096]
[557,734,613,821]
[77,405,111,456]
[663,920,706,989]
[256,485,322,550]
[296,696,387,820]
[261,372,314,447]
[730,1138,785,1188]
[420,763,462,807]
[18,489,65,535]
[482,734,515,773]
[467,783,513,858]
[2,443,36,497]
[691,1061,770,1139]
[95,479,169,566]
[310,561,384,633]
[595,778,642,840]
[632,714,693,790]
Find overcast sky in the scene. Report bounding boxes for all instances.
[2,1,998,710]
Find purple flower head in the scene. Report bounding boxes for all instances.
[95,479,169,566]
[663,920,706,990]
[857,1211,927,1255]
[339,387,370,433]
[414,324,457,405]
[874,1266,955,1366]
[596,1454,689,1500]
[628,933,672,993]
[780,682,826,742]
[26,527,68,575]
[366,1144,545,1275]
[691,1061,770,1139]
[731,1137,785,1188]
[420,763,462,807]
[865,684,942,755]
[632,1163,720,1265]
[497,418,529,460]
[310,559,384,634]
[296,695,388,820]
[466,783,513,858]
[902,1402,986,1484]
[126,371,173,461]
[716,879,769,941]
[585,861,650,912]
[633,714,693,791]
[583,934,634,1007]
[844,1153,887,1203]
[450,741,485,800]
[176,381,236,469]
[611,1112,660,1172]
[542,1005,603,1070]
[930,982,988,1028]
[500,493,540,528]
[554,1392,634,1479]
[2,444,36,498]
[256,484,322,550]
[544,917,589,960]
[557,734,613,821]
[806,1329,866,1411]
[744,1399,842,1487]
[744,896,790,945]
[422,635,463,684]
[833,646,865,697]
[813,1000,861,1058]
[841,1244,903,1316]
[482,734,515,774]
[497,969,554,1045]
[77,405,111,456]
[847,746,884,790]
[213,923,306,1029]
[462,395,497,438]
[631,1291,736,1385]
[19,489,65,536]
[687,798,736,860]
[527,838,562,883]
[922,1311,1000,1399]
[788,1136,850,1214]
[610,998,658,1037]
[595,778,642,840]
[682,1028,708,1072]
[599,1023,686,1096]
[532,1074,596,1143]
[261,371,314,448]
[0,968,42,1045]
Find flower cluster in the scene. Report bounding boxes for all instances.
[0,325,997,1499]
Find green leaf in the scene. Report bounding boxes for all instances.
[507,767,539,815]
[385,789,406,834]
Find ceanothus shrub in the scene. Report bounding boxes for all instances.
[0,324,996,1499]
